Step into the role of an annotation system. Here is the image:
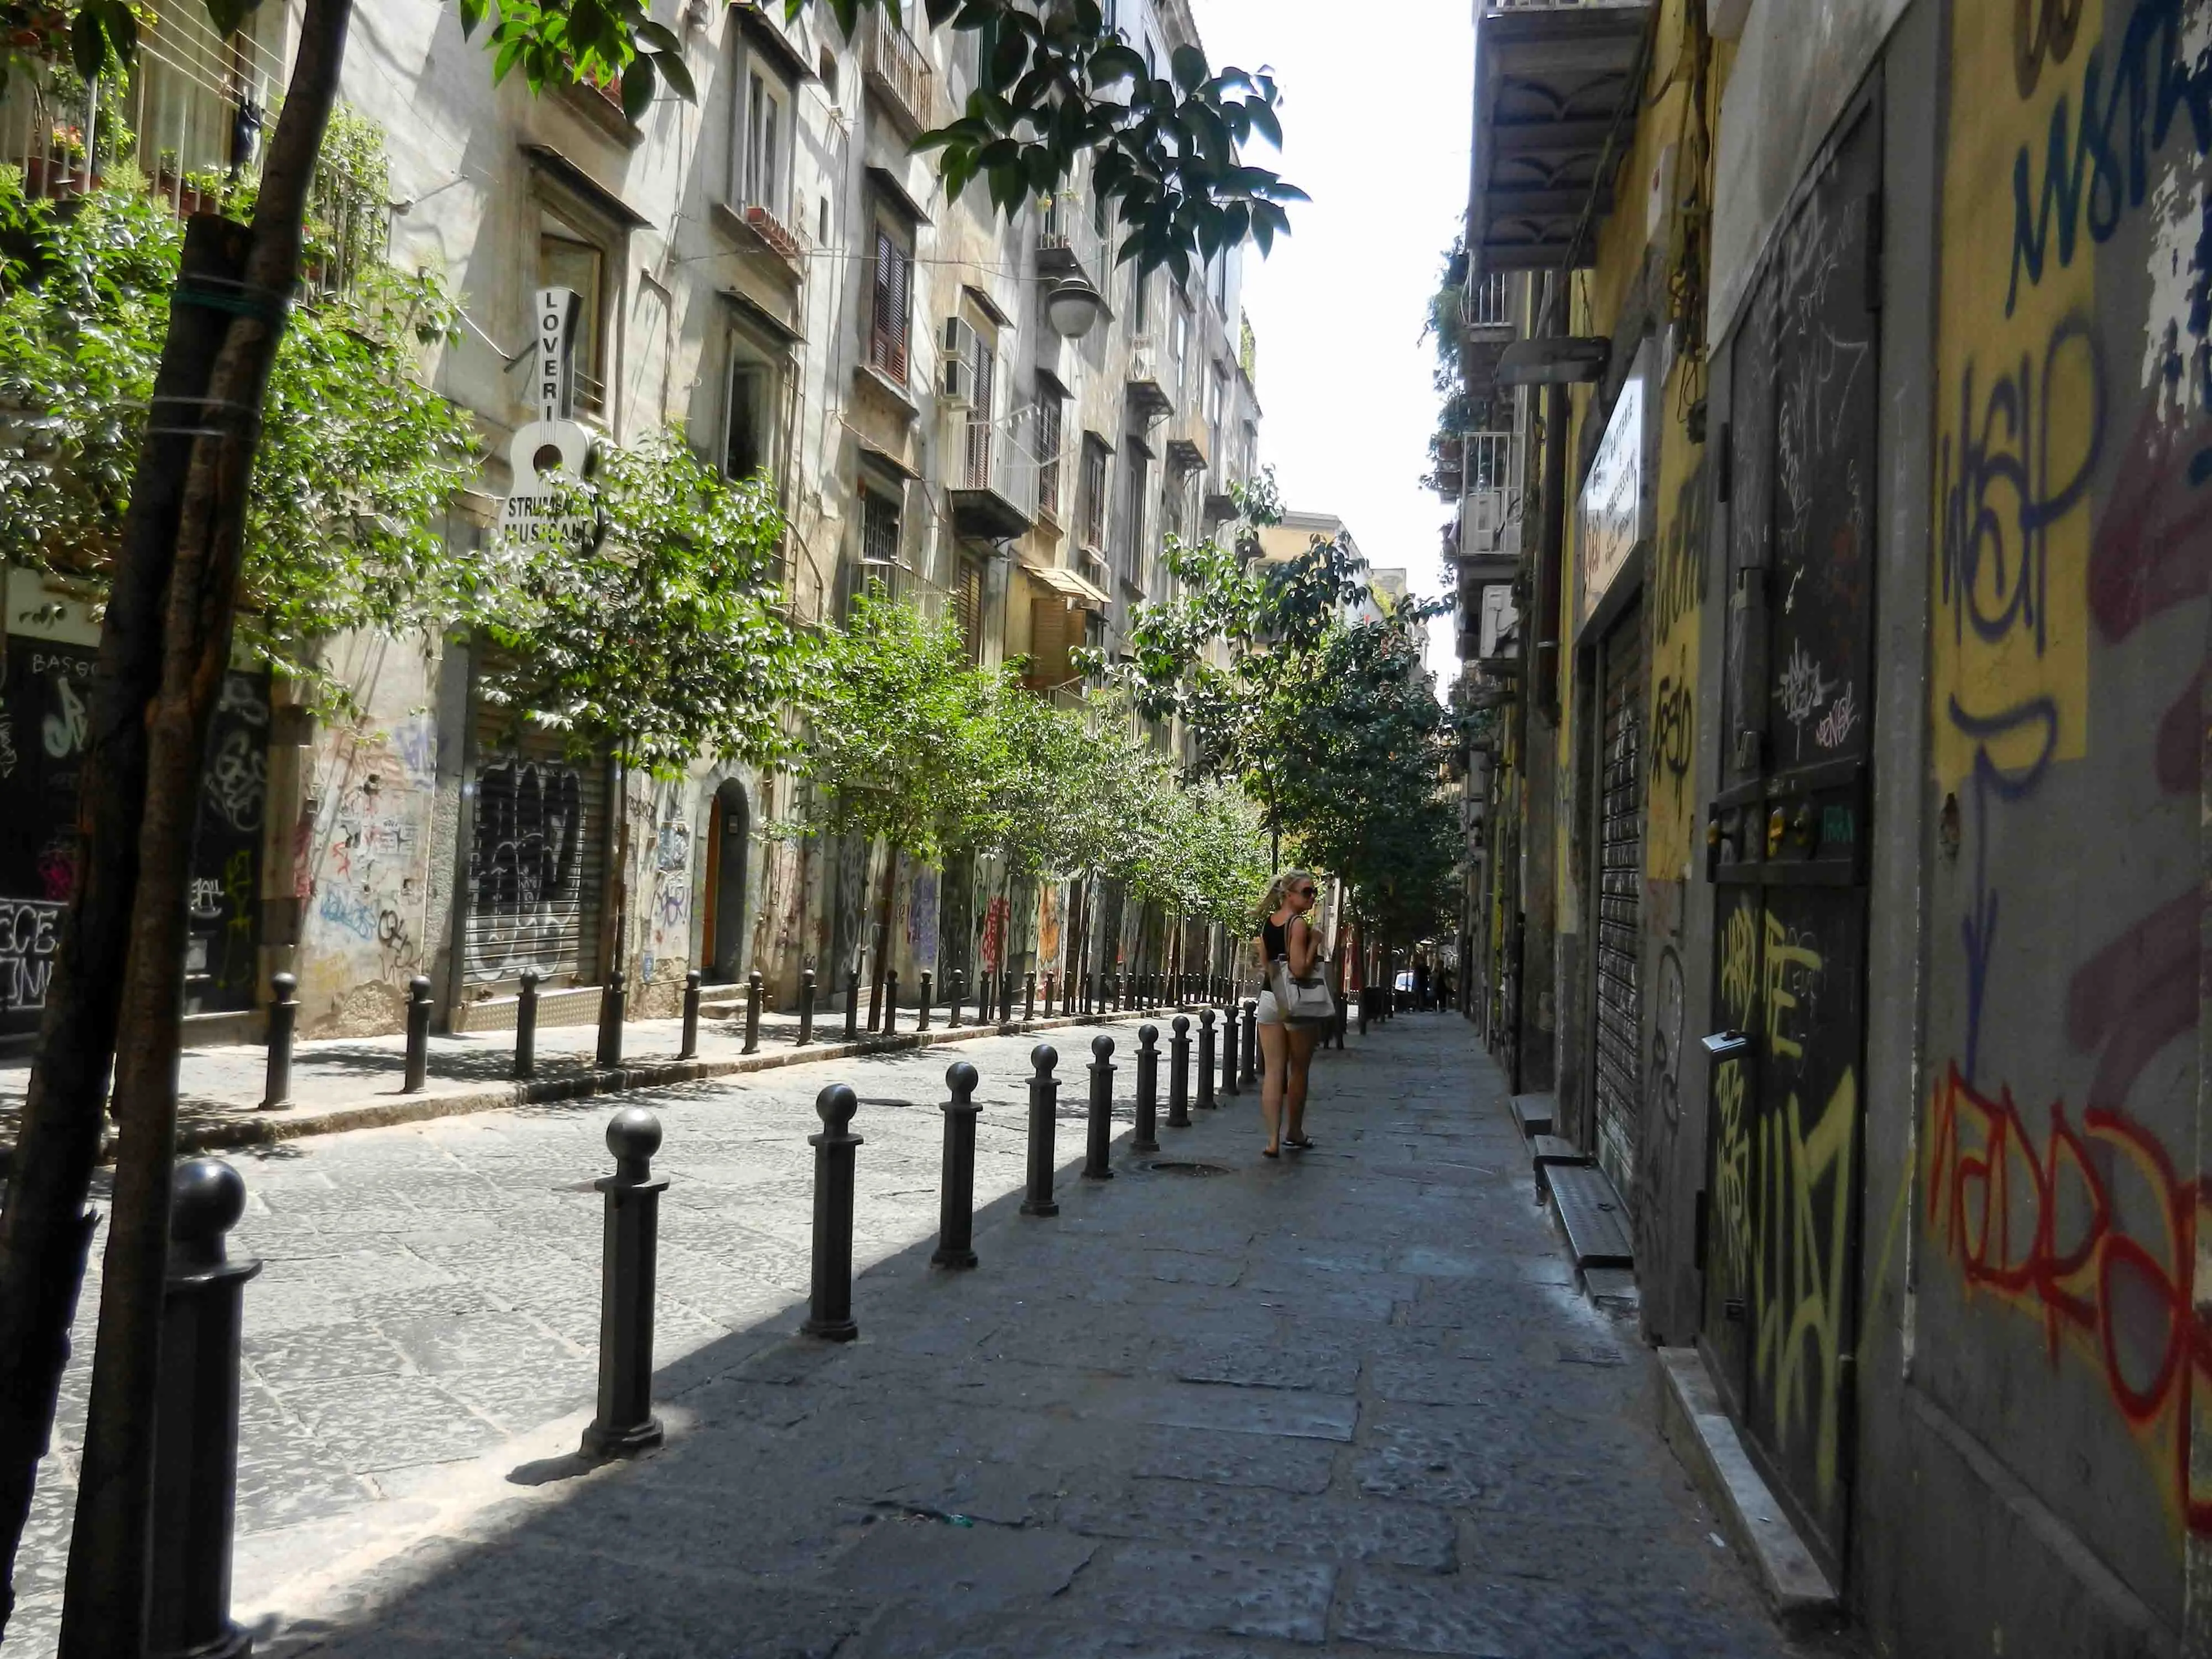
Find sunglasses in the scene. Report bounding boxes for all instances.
[1292,886,1316,899]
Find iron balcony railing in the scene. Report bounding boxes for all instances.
[957,400,1044,524]
[859,7,936,137]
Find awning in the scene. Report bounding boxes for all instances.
[1025,562,1112,611]
[865,163,933,227]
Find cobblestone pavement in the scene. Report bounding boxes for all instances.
[8,1014,1849,1657]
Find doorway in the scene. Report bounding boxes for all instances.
[1698,88,1880,1582]
[701,779,749,981]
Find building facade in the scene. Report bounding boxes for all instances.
[0,0,1261,1045]
[1454,0,2212,1651]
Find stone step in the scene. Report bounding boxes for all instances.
[1548,1161,1634,1269]
[1530,1133,1592,1198]
[1510,1091,1555,1139]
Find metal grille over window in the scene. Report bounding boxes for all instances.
[465,684,607,994]
[860,489,902,576]
[1036,397,1065,520]
[1592,607,1645,1207]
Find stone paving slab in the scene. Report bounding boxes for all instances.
[5,1015,1863,1657]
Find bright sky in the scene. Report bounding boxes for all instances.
[1191,0,1475,685]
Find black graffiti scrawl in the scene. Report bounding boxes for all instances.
[466,758,587,982]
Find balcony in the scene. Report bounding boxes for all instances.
[1038,190,1107,289]
[949,402,1042,541]
[1124,338,1173,424]
[860,7,937,140]
[1470,0,1651,270]
[1165,415,1208,478]
[1464,272,1514,341]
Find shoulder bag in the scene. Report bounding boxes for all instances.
[1269,948,1337,1025]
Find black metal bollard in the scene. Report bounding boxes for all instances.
[844,968,860,1042]
[1198,1009,1217,1110]
[1022,1044,1063,1212]
[918,969,934,1032]
[884,968,900,1035]
[948,968,966,1029]
[260,972,296,1111]
[598,974,626,1070]
[1240,999,1258,1086]
[1133,1022,1161,1151]
[931,1061,982,1271]
[682,969,703,1060]
[146,1159,259,1659]
[1168,1015,1192,1129]
[403,974,433,1093]
[797,967,816,1046]
[867,963,883,1034]
[515,968,541,1079]
[1221,995,1240,1097]
[1025,971,1037,1022]
[581,1108,667,1457]
[802,1085,863,1340]
[1081,971,1093,1013]
[1358,985,1370,1036]
[1083,1034,1118,1178]
[742,970,761,1055]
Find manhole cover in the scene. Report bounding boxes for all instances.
[1146,1160,1233,1176]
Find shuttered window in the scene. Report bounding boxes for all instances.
[869,225,912,380]
[1592,606,1645,1206]
[1027,596,1075,689]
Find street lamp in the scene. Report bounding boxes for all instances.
[1046,273,1105,340]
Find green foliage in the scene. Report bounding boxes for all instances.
[0,165,483,708]
[478,431,810,774]
[788,593,998,859]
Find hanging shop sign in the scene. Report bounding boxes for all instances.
[1575,350,1650,636]
[499,286,599,554]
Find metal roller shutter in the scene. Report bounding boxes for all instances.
[463,687,608,991]
[1592,606,1645,1205]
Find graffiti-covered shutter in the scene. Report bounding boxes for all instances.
[1592,604,1645,1203]
[463,692,607,990]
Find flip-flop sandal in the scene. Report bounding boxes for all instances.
[1286,1135,1316,1150]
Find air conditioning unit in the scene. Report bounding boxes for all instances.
[1469,488,1504,542]
[941,316,979,404]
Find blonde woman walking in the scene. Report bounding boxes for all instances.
[1253,869,1324,1158]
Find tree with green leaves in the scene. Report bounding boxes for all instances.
[790,594,997,1015]
[0,2,1300,1638]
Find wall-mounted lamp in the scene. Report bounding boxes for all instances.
[1046,274,1106,340]
[1495,336,1611,386]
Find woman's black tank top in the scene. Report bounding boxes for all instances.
[1262,918,1288,963]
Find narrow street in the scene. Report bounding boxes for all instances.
[16,1015,1829,1656]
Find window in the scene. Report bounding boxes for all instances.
[1036,393,1065,521]
[538,206,609,418]
[953,318,998,485]
[952,556,985,664]
[869,222,914,380]
[740,69,789,217]
[859,483,904,581]
[723,349,773,480]
[1078,434,1110,551]
[1170,304,1189,401]
[818,46,839,98]
[1128,262,1150,332]
[1117,446,1150,588]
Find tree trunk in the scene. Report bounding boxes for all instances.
[0,210,250,1641]
[52,8,354,1650]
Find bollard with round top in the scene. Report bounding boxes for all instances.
[146,1159,259,1659]
[918,969,934,1032]
[1220,994,1240,1097]
[883,968,900,1035]
[1357,984,1370,1037]
[403,975,434,1093]
[1167,1014,1192,1129]
[581,1109,667,1457]
[867,963,883,1034]
[742,970,761,1055]
[931,1061,982,1270]
[1023,1045,1063,1212]
[260,972,297,1111]
[1197,1008,1218,1110]
[844,967,861,1042]
[1024,971,1037,1022]
[1083,1034,1119,1177]
[1239,999,1258,1086]
[515,967,541,1078]
[1044,969,1057,1018]
[797,966,816,1046]
[1132,1023,1161,1151]
[597,973,626,1070]
[948,967,966,1029]
[682,969,704,1060]
[802,1085,863,1340]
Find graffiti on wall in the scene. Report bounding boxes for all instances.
[1923,0,2212,1567]
[641,788,691,984]
[311,717,430,989]
[465,758,586,982]
[905,861,940,964]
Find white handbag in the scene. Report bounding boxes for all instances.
[1269,956,1337,1025]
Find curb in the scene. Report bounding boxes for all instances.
[1654,1345,1841,1632]
[160,1012,1141,1158]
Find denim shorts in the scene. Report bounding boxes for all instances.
[1255,988,1283,1026]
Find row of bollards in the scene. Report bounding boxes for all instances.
[169,982,1379,1647]
[255,963,1271,1116]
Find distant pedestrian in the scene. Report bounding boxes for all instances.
[1414,957,1432,1011]
[1254,869,1326,1158]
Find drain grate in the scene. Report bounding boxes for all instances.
[1146,1160,1233,1176]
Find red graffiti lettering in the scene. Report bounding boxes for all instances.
[1926,1063,2212,1534]
[2065,888,2203,1115]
